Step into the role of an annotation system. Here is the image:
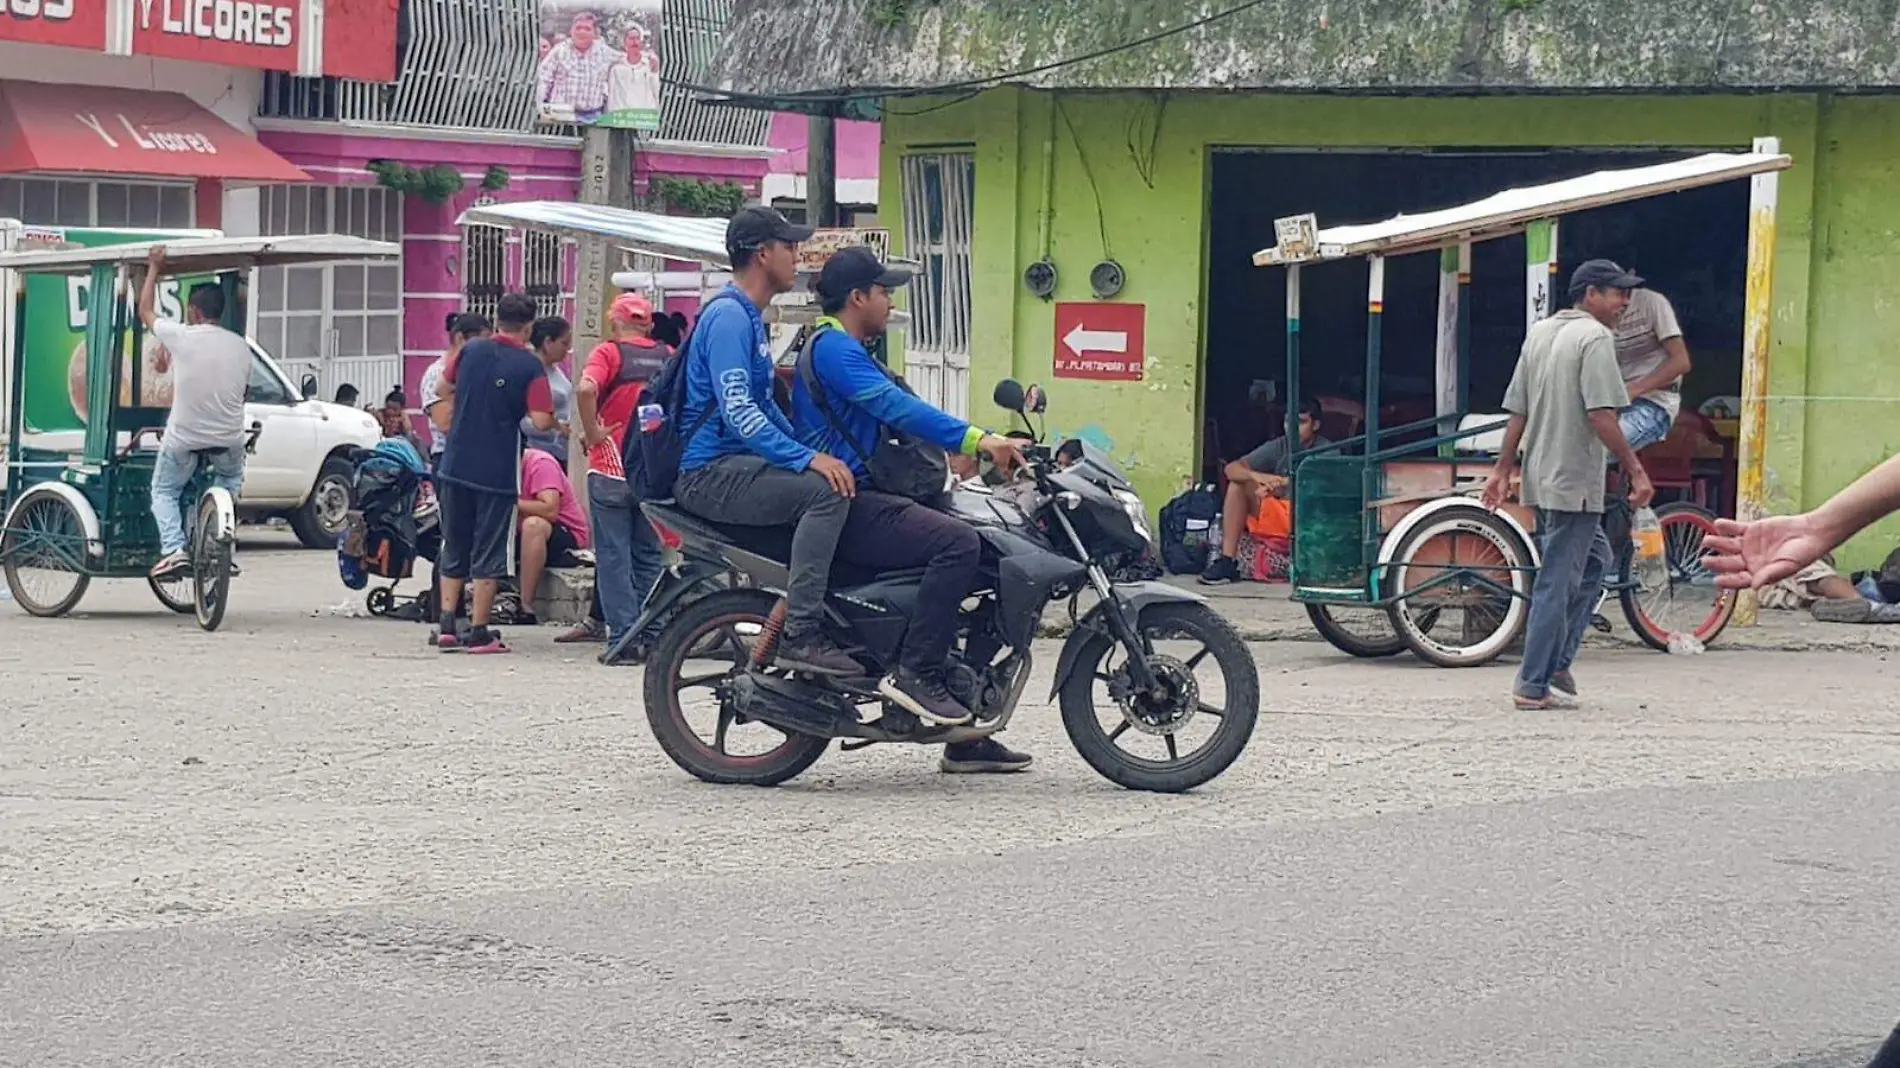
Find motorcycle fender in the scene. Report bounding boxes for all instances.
[1048,581,1208,700]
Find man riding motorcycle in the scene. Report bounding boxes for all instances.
[671,207,862,676]
[790,246,1033,774]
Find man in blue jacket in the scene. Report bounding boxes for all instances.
[673,207,862,675]
[792,246,1033,773]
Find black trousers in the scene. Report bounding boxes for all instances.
[834,491,980,675]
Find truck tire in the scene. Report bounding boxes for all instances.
[289,456,354,549]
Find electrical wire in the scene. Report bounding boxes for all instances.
[687,0,1279,107]
[1056,96,1113,260]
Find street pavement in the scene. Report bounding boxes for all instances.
[3,530,1899,1067]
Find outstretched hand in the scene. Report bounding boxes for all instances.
[1704,513,1836,590]
[976,434,1025,476]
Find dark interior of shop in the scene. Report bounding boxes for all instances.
[1201,148,1748,484]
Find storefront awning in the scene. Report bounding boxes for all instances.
[457,201,731,264]
[0,80,308,184]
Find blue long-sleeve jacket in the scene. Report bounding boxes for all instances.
[679,285,815,472]
[790,320,983,478]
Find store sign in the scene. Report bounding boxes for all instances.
[1053,302,1146,382]
[796,228,891,273]
[134,0,300,70]
[0,0,108,50]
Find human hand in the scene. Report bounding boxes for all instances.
[1705,513,1835,590]
[1628,468,1656,509]
[1256,473,1288,496]
[583,421,619,449]
[810,453,857,498]
[146,245,167,270]
[976,434,1025,476]
[1480,470,1509,511]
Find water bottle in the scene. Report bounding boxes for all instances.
[637,403,665,433]
[1631,506,1667,590]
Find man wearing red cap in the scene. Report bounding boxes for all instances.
[570,291,670,659]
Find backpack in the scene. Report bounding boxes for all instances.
[631,292,737,502]
[1158,484,1221,574]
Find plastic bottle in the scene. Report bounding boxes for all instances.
[1631,506,1667,589]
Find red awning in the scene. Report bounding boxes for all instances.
[0,80,308,184]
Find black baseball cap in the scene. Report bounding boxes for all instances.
[815,245,913,302]
[1569,259,1645,293]
[725,205,815,257]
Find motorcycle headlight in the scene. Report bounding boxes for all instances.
[1113,489,1153,545]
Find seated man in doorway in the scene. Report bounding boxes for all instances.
[1200,396,1330,586]
[1611,273,1692,451]
[515,444,590,628]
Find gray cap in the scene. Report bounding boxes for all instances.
[1569,258,1644,293]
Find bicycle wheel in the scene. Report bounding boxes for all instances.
[191,492,234,632]
[1,488,92,617]
[1618,503,1735,651]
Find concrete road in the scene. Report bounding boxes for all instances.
[3,532,1898,1067]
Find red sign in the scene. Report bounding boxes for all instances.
[0,0,108,50]
[133,0,301,72]
[0,80,308,182]
[1053,302,1146,382]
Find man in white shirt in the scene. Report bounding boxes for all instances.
[138,246,253,578]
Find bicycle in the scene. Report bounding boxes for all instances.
[1589,472,1737,651]
[145,422,263,632]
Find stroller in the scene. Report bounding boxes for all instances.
[337,439,441,622]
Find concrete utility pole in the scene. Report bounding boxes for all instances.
[569,124,637,493]
[807,112,837,228]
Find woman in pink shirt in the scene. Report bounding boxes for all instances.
[517,446,589,625]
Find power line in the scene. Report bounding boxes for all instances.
[689,0,1277,107]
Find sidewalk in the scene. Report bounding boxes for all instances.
[1084,575,1900,654]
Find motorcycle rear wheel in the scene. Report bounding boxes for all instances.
[1059,602,1259,793]
[643,588,830,787]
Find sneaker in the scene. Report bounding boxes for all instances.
[1198,555,1240,586]
[465,627,510,655]
[1550,670,1579,697]
[555,618,606,644]
[879,668,973,727]
[940,737,1034,774]
[149,550,189,579]
[774,632,862,676]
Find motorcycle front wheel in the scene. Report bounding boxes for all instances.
[1059,602,1260,793]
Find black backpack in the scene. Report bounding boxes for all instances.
[1158,484,1221,574]
[631,292,737,502]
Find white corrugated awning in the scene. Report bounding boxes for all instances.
[0,234,399,274]
[457,201,731,265]
[1252,152,1792,267]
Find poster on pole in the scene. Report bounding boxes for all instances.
[536,0,663,131]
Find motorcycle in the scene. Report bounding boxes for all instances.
[637,379,1261,793]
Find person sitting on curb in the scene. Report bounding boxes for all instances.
[516,445,590,628]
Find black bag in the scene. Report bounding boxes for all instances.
[631,295,734,502]
[794,324,948,502]
[1158,484,1221,574]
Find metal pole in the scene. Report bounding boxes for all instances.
[1434,244,1460,459]
[1363,254,1385,583]
[1734,134,1783,627]
[1284,265,1302,451]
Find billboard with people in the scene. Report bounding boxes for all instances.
[536,0,663,131]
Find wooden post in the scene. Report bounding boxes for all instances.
[1525,218,1557,329]
[1434,243,1469,457]
[569,126,636,497]
[1733,134,1783,627]
[807,112,838,228]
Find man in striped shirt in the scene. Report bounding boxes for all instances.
[569,293,669,660]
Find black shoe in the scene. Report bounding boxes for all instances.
[774,632,862,676]
[940,737,1034,774]
[1199,555,1240,585]
[880,668,973,727]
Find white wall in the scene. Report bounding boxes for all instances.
[0,41,264,234]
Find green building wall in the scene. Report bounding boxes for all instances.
[879,88,1900,569]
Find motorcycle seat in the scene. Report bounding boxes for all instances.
[644,503,793,563]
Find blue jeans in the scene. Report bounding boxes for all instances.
[1516,508,1612,700]
[151,442,245,555]
[1617,398,1673,452]
[588,472,663,645]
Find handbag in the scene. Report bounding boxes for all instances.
[794,326,948,502]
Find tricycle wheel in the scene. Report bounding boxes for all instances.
[1059,602,1260,793]
[191,491,235,632]
[1306,603,1406,658]
[1386,505,1531,668]
[2,488,93,617]
[149,573,194,613]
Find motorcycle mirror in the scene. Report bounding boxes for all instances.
[992,379,1026,413]
[1023,384,1047,414]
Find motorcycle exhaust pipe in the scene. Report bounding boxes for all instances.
[731,673,857,739]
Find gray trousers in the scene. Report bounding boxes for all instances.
[1516,508,1612,700]
[675,453,850,637]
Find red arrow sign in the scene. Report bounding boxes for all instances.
[1053,301,1145,382]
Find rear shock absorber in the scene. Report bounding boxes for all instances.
[750,599,788,668]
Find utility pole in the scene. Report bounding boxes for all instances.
[807,111,837,228]
[569,124,637,493]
